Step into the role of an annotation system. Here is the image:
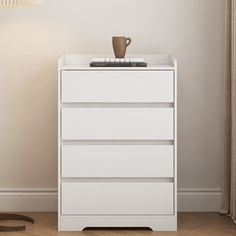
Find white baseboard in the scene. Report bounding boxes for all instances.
[0,188,57,212]
[0,188,221,212]
[178,188,222,212]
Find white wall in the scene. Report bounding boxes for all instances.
[0,0,225,210]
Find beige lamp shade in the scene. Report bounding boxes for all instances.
[0,0,42,6]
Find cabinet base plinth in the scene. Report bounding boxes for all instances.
[59,215,177,232]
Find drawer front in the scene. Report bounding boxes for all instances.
[62,182,173,215]
[61,71,174,103]
[61,108,174,140]
[62,145,174,178]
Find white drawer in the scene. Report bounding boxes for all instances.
[61,71,174,103]
[62,182,174,215]
[62,145,174,178]
[61,108,174,140]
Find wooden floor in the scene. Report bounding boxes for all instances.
[1,213,236,236]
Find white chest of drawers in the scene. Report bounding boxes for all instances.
[58,55,177,231]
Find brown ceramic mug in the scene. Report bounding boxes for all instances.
[112,36,132,58]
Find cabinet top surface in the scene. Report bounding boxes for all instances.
[59,54,177,71]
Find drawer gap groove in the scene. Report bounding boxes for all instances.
[61,103,174,108]
[61,178,174,183]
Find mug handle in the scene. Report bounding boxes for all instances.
[126,37,132,47]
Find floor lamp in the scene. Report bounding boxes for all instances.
[0,0,43,232]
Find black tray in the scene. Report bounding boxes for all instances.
[90,62,147,67]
